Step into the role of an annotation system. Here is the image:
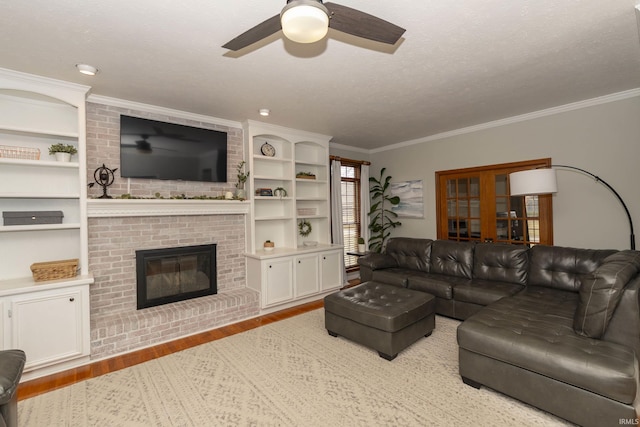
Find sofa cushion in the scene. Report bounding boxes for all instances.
[406,272,469,299]
[453,279,523,305]
[385,238,433,273]
[472,243,529,285]
[528,245,617,292]
[574,251,640,338]
[430,240,475,279]
[458,288,638,404]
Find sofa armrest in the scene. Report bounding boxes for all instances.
[358,253,398,270]
[603,274,640,357]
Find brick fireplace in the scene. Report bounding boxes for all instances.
[85,100,259,360]
[87,201,259,360]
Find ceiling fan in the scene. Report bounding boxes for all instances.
[222,0,405,51]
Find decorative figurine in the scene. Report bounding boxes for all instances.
[88,164,118,199]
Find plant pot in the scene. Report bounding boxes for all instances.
[54,152,71,162]
[358,244,366,253]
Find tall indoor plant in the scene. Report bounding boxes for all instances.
[368,167,401,253]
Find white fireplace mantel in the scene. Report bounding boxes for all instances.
[87,199,250,217]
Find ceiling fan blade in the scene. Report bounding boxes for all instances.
[222,14,282,51]
[324,3,405,45]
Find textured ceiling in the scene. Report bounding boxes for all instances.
[1,0,640,150]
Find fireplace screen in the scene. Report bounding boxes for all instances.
[136,244,217,309]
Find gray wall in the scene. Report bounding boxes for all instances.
[366,93,640,250]
[329,144,371,163]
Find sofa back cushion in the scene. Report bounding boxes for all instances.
[472,243,529,285]
[385,238,433,272]
[430,240,475,279]
[574,250,640,338]
[528,245,617,292]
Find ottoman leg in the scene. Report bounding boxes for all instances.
[328,330,338,337]
[378,351,398,361]
[425,331,433,338]
[462,376,482,389]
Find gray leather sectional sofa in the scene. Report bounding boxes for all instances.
[358,237,640,426]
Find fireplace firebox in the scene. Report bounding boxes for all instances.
[136,244,217,309]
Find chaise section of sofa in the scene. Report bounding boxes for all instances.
[457,246,640,427]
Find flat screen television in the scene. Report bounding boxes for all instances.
[119,115,228,182]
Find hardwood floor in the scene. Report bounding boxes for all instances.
[17,299,325,401]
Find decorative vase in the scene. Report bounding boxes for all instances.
[54,152,71,162]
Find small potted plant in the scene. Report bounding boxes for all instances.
[296,171,316,180]
[264,240,275,251]
[357,237,366,253]
[236,161,249,198]
[49,143,78,162]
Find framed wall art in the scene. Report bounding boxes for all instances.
[391,180,424,218]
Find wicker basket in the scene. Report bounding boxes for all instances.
[0,145,41,160]
[30,259,78,282]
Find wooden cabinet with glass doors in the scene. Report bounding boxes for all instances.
[436,159,553,246]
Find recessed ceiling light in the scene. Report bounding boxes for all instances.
[75,64,98,76]
[259,109,270,117]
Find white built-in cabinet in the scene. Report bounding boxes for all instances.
[0,68,92,379]
[243,120,343,312]
[247,248,343,311]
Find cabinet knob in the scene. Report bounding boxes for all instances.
[298,260,301,264]
[269,265,272,268]
[69,297,75,302]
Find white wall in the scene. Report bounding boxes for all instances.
[368,93,640,250]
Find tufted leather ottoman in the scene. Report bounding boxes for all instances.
[324,281,435,360]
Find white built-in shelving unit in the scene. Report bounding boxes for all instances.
[243,120,343,312]
[0,68,92,379]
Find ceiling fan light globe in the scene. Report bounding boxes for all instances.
[281,2,329,44]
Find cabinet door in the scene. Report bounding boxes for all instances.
[321,250,342,291]
[264,258,294,306]
[11,288,85,370]
[295,254,319,297]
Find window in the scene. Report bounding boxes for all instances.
[339,160,362,270]
[436,159,553,246]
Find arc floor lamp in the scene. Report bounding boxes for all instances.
[509,165,636,250]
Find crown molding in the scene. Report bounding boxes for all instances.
[87,94,242,129]
[243,119,332,143]
[370,88,640,154]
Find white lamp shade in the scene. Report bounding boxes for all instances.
[509,169,558,196]
[281,2,329,44]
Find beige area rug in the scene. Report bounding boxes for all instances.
[19,310,573,426]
